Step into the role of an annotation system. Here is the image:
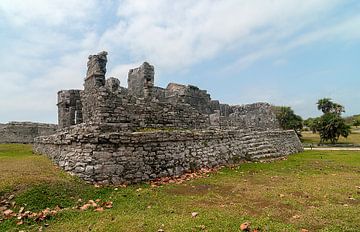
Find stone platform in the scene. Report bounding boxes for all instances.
[34,51,303,184]
[34,125,302,184]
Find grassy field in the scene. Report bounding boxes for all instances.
[301,129,360,145]
[0,144,360,231]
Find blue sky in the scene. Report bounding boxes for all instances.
[0,0,359,123]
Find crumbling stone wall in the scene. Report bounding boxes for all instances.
[34,51,303,184]
[56,52,280,131]
[0,122,57,144]
[80,74,209,130]
[34,127,302,184]
[217,103,280,130]
[219,103,232,117]
[84,51,107,90]
[128,62,154,99]
[164,83,214,114]
[57,90,82,128]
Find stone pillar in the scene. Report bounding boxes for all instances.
[57,90,82,128]
[105,77,120,92]
[128,62,154,99]
[84,51,107,91]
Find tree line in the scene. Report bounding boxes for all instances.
[274,98,352,144]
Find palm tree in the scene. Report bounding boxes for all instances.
[317,98,344,115]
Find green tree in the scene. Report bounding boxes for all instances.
[353,119,360,128]
[315,98,350,144]
[317,98,344,115]
[304,117,319,133]
[274,106,303,137]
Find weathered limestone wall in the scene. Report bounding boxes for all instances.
[57,53,281,132]
[34,127,302,184]
[80,51,108,125]
[84,51,107,90]
[128,62,154,99]
[218,103,280,130]
[0,122,57,144]
[34,51,304,185]
[81,77,210,130]
[165,83,214,114]
[57,90,82,128]
[79,78,278,132]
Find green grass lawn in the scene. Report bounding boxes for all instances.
[302,130,360,145]
[0,144,360,232]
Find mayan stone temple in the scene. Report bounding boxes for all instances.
[34,51,303,184]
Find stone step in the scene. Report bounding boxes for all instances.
[241,139,266,145]
[250,140,273,145]
[247,149,278,156]
[251,153,280,160]
[247,144,276,151]
[244,140,273,147]
[240,135,261,141]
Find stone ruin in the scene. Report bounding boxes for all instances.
[0,122,57,144]
[33,51,303,184]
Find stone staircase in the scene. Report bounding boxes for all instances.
[240,133,280,160]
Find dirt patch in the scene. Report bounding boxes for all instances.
[195,194,299,224]
[166,183,232,196]
[344,198,360,206]
[245,199,297,221]
[291,191,311,199]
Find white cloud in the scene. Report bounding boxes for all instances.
[0,0,359,123]
[0,1,102,123]
[0,0,97,26]
[226,14,360,71]
[99,0,349,72]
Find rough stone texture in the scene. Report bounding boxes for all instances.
[34,51,303,184]
[84,51,107,91]
[86,51,107,77]
[128,62,154,99]
[79,83,209,130]
[57,90,82,128]
[165,83,214,114]
[34,127,302,184]
[105,77,120,92]
[217,103,281,130]
[0,122,57,144]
